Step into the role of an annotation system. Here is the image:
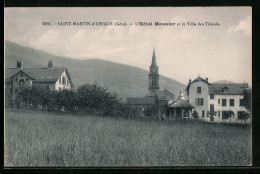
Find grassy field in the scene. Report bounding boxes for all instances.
[4,109,252,166]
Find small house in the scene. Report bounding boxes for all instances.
[5,60,74,102]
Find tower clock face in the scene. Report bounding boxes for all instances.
[153,68,156,72]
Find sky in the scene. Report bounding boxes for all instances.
[4,7,252,85]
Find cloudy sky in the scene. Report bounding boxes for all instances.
[5,7,251,85]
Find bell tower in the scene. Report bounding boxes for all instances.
[148,47,159,96]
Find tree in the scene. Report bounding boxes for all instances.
[15,86,31,108]
[207,110,217,121]
[143,104,158,117]
[77,83,125,116]
[243,88,252,112]
[192,111,199,118]
[14,81,140,119]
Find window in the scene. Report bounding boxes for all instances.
[222,111,229,119]
[218,99,220,104]
[222,99,226,106]
[210,104,214,112]
[59,78,61,84]
[230,99,234,106]
[210,94,214,99]
[19,79,25,86]
[218,111,220,117]
[197,87,201,94]
[62,76,66,85]
[202,111,205,117]
[195,98,204,106]
[240,99,245,106]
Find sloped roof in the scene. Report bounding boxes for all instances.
[193,76,209,84]
[157,89,175,101]
[5,68,21,82]
[127,97,155,105]
[185,76,209,92]
[5,67,74,88]
[23,68,66,81]
[167,99,195,109]
[209,83,248,95]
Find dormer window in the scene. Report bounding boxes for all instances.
[222,86,229,93]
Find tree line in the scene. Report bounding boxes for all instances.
[13,83,143,119]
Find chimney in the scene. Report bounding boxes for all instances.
[17,60,23,69]
[48,60,54,69]
[189,79,191,84]
[205,77,208,82]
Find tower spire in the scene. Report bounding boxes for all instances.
[151,46,157,67]
[148,47,159,97]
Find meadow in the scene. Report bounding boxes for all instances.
[4,109,252,166]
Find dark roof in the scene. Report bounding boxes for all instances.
[5,67,74,88]
[192,76,209,84]
[185,76,209,92]
[127,97,155,105]
[23,68,66,80]
[209,83,248,95]
[157,89,175,101]
[167,99,195,109]
[5,68,21,82]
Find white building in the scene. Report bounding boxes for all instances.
[186,76,250,124]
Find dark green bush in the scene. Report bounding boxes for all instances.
[14,82,138,118]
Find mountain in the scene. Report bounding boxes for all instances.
[5,41,186,100]
[212,80,235,84]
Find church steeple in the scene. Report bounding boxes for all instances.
[148,47,159,97]
[151,47,157,67]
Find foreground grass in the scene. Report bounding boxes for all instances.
[4,109,251,166]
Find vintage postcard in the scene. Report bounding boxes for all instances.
[4,7,252,166]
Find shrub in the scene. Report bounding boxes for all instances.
[192,111,199,118]
[242,88,252,112]
[207,111,217,118]
[143,105,158,117]
[14,82,141,118]
[15,85,51,109]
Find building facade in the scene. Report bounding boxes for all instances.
[186,76,250,123]
[207,83,250,123]
[5,60,74,101]
[186,76,209,119]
